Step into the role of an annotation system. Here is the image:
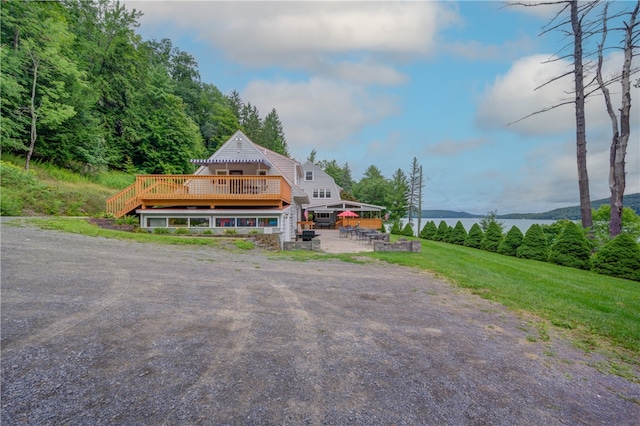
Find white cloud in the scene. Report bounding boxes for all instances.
[476,51,639,136]
[127,1,459,81]
[242,78,399,158]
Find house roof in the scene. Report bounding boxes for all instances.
[307,200,385,212]
[194,130,309,204]
[190,158,273,168]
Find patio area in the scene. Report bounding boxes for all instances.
[316,229,374,254]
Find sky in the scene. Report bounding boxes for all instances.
[125,0,639,215]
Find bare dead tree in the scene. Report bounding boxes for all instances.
[596,1,640,237]
[508,0,601,229]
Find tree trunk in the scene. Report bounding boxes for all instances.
[571,0,592,229]
[26,55,38,172]
[609,1,639,237]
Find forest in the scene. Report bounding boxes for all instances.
[1,0,288,175]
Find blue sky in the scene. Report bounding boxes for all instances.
[126,1,639,214]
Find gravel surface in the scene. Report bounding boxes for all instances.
[1,222,639,425]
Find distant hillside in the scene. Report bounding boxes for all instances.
[499,193,640,220]
[417,210,481,219]
[421,193,640,220]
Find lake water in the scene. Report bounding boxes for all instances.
[397,218,558,235]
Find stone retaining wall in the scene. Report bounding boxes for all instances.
[373,239,421,252]
[283,239,321,251]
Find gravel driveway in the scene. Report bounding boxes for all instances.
[1,222,639,425]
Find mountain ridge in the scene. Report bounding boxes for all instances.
[421,193,640,220]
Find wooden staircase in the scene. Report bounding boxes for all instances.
[106,183,140,218]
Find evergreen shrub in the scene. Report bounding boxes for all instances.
[390,221,403,235]
[592,234,640,281]
[449,221,467,245]
[434,221,450,242]
[464,223,483,249]
[402,223,415,237]
[548,222,592,270]
[517,224,549,261]
[420,221,437,240]
[481,222,503,252]
[498,226,523,256]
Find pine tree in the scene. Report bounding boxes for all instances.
[548,221,592,270]
[261,108,289,156]
[449,221,467,245]
[517,224,549,262]
[498,226,524,257]
[386,168,409,222]
[481,222,503,252]
[464,223,484,249]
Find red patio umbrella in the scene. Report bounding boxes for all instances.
[337,210,359,218]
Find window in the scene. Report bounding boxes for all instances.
[168,218,188,227]
[237,218,257,227]
[258,217,278,227]
[215,218,236,227]
[305,171,314,181]
[146,218,166,228]
[258,170,267,176]
[315,212,331,219]
[190,218,210,227]
[312,189,332,199]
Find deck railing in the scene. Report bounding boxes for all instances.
[107,175,289,217]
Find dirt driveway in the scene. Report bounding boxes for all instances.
[2,222,639,425]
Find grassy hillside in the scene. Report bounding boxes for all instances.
[0,155,132,217]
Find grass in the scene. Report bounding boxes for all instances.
[0,155,132,217]
[367,237,640,361]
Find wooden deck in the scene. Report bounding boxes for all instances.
[107,175,291,218]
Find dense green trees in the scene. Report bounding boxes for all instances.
[353,165,390,207]
[387,168,409,222]
[1,0,286,172]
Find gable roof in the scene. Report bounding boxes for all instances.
[193,130,308,203]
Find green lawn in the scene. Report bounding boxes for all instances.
[369,238,640,360]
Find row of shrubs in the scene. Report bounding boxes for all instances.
[389,220,640,282]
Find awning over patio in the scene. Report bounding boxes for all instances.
[190,158,273,168]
